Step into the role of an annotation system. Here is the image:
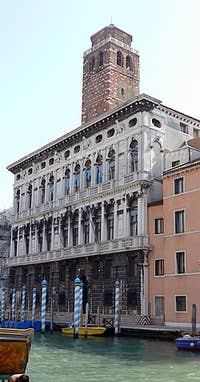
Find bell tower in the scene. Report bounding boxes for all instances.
[81,24,140,125]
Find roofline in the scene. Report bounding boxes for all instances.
[164,158,200,176]
[7,93,200,174]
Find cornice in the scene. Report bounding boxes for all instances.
[7,94,159,174]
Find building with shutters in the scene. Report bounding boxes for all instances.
[6,24,200,322]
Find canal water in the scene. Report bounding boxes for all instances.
[27,332,200,382]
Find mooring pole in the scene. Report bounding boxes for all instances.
[114,280,120,336]
[41,279,47,334]
[20,285,26,322]
[74,277,80,339]
[1,288,6,324]
[11,288,16,322]
[32,287,37,328]
[84,302,89,339]
[192,303,197,336]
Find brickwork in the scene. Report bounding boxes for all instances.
[81,25,140,125]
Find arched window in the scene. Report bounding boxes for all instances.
[130,140,138,172]
[126,55,133,71]
[49,175,54,202]
[130,204,138,237]
[40,178,46,204]
[74,164,80,191]
[96,154,103,184]
[117,51,123,66]
[27,183,32,209]
[89,56,95,72]
[99,51,103,67]
[85,159,91,188]
[108,148,115,180]
[64,168,70,195]
[72,210,79,246]
[16,189,20,213]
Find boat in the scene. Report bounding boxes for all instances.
[62,326,106,336]
[176,334,200,351]
[0,327,34,375]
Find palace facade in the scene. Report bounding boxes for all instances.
[6,25,200,321]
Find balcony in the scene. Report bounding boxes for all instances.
[6,235,149,267]
[12,171,151,223]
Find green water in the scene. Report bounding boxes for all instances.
[27,333,200,382]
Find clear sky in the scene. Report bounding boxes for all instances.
[0,0,200,210]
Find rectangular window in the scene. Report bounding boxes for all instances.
[175,210,185,233]
[180,122,188,134]
[172,160,180,167]
[176,295,186,312]
[155,259,164,276]
[176,251,185,274]
[155,218,164,234]
[155,296,165,316]
[194,128,200,138]
[83,221,90,244]
[107,214,114,240]
[174,178,184,194]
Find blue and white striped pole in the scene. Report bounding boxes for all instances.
[11,288,16,322]
[114,280,120,335]
[79,281,83,327]
[32,287,37,328]
[1,288,6,323]
[20,285,26,322]
[41,279,47,333]
[73,277,80,338]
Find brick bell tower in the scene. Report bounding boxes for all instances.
[81,24,140,125]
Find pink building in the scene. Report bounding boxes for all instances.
[149,141,200,327]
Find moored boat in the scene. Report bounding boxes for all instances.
[0,327,34,375]
[62,326,106,336]
[176,335,200,351]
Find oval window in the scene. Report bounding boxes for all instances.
[41,162,46,169]
[49,158,54,165]
[107,128,115,138]
[64,150,70,159]
[16,174,20,181]
[129,118,137,127]
[74,145,80,153]
[96,134,102,143]
[28,168,33,175]
[152,118,161,128]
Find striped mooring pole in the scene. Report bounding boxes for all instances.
[32,287,37,328]
[11,288,16,322]
[74,277,80,338]
[79,281,83,327]
[20,285,26,322]
[1,288,6,323]
[114,280,120,335]
[41,279,47,334]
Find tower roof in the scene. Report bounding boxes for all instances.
[90,24,132,47]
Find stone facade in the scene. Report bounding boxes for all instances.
[6,25,200,322]
[0,210,11,288]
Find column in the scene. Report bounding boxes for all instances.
[89,208,95,243]
[123,197,128,237]
[80,160,84,191]
[124,138,129,176]
[113,200,118,239]
[67,214,71,247]
[42,221,47,252]
[140,251,149,315]
[44,174,49,204]
[91,153,96,187]
[71,162,75,194]
[35,223,39,254]
[114,144,119,184]
[17,227,20,256]
[137,190,148,236]
[101,202,105,241]
[78,208,82,245]
[102,149,107,183]
[10,229,14,257]
[53,171,57,202]
[28,224,32,255]
[50,218,54,251]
